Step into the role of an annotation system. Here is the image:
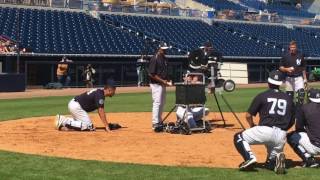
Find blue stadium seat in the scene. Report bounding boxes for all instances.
[0,6,318,57]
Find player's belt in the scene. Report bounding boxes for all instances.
[287,73,302,78]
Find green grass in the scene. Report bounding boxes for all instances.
[0,88,265,121]
[1,87,319,179]
[1,150,320,180]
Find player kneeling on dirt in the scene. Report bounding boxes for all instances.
[233,70,294,174]
[176,106,209,129]
[287,88,320,168]
[55,79,118,132]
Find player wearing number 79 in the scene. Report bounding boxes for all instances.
[234,70,294,174]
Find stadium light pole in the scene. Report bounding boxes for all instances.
[16,8,20,74]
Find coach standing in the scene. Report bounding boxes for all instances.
[148,42,172,132]
[279,41,307,106]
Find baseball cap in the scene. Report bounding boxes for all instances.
[200,41,213,49]
[308,88,320,103]
[106,79,116,88]
[268,70,284,86]
[159,42,169,50]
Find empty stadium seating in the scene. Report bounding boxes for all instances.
[219,21,320,56]
[0,7,144,54]
[0,6,319,57]
[101,13,285,56]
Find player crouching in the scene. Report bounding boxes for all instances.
[233,70,294,174]
[287,88,320,168]
[55,79,119,132]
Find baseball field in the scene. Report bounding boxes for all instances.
[0,85,320,179]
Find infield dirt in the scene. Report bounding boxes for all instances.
[0,112,301,168]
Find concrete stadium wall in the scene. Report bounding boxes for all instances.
[220,62,248,84]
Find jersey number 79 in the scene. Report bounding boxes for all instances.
[267,98,287,116]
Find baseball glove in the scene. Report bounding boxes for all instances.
[108,123,122,130]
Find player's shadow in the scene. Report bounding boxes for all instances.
[285,159,303,169]
[255,159,302,169]
[208,119,239,129]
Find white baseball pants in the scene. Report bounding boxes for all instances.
[150,83,166,125]
[285,76,304,92]
[60,99,94,130]
[289,132,320,157]
[242,126,287,160]
[176,106,209,128]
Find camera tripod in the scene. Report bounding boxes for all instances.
[208,61,245,130]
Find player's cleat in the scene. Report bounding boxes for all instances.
[302,157,319,168]
[239,157,257,171]
[55,114,64,130]
[152,123,164,133]
[265,158,276,171]
[274,152,286,174]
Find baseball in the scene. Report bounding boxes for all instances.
[290,67,294,70]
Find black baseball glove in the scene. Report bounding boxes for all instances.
[108,123,122,130]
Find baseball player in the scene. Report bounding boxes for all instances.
[234,70,294,174]
[287,88,320,168]
[148,42,172,132]
[176,74,209,128]
[56,56,72,87]
[279,40,307,106]
[55,79,116,132]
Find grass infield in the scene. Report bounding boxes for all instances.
[0,150,320,180]
[0,87,265,121]
[1,87,320,179]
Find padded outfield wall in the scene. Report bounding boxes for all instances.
[2,54,320,87]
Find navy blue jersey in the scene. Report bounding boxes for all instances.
[74,89,105,112]
[296,102,320,147]
[148,53,168,84]
[248,89,294,130]
[280,52,305,77]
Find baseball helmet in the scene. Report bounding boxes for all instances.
[307,88,320,103]
[268,70,284,86]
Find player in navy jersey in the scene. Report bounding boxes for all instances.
[279,40,307,106]
[287,88,320,168]
[234,70,294,174]
[55,80,116,132]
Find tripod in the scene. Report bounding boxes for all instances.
[208,61,245,130]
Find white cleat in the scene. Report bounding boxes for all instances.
[55,114,63,130]
[239,157,257,171]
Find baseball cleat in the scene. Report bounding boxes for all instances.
[302,157,319,168]
[239,157,257,171]
[275,152,286,174]
[55,114,63,130]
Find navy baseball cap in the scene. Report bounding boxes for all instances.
[268,70,284,86]
[200,41,213,49]
[308,88,320,103]
[159,42,169,50]
[106,79,116,88]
